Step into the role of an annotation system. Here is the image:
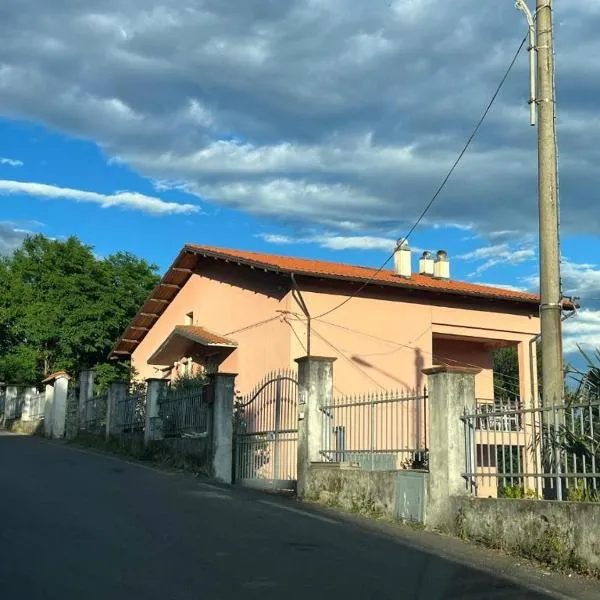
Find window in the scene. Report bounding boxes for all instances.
[476,444,497,468]
[185,312,193,326]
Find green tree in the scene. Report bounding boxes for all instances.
[0,235,159,386]
[493,346,521,402]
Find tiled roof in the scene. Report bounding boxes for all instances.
[187,245,541,304]
[174,325,237,347]
[42,370,71,384]
[110,243,554,360]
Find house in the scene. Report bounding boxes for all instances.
[111,243,576,494]
[111,243,555,402]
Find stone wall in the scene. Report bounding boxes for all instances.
[453,496,600,576]
[306,463,427,522]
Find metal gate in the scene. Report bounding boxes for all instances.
[234,370,298,490]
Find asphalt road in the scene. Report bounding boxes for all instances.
[0,433,596,600]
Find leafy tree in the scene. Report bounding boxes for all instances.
[0,235,159,386]
[493,346,520,402]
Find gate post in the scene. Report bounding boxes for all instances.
[21,387,37,422]
[107,381,127,439]
[422,365,479,530]
[78,370,95,431]
[51,375,70,439]
[209,373,236,484]
[144,379,168,445]
[44,383,55,437]
[295,356,336,500]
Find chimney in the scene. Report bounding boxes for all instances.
[433,250,450,279]
[419,251,435,276]
[393,238,411,278]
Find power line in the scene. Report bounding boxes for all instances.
[224,315,281,337]
[310,326,386,390]
[314,34,528,321]
[311,315,525,385]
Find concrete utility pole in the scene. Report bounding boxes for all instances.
[535,0,564,408]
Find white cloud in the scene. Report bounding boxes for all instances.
[0,179,200,216]
[564,309,600,354]
[473,282,527,292]
[0,2,598,240]
[0,221,34,254]
[457,242,536,276]
[258,232,396,251]
[260,234,294,245]
[0,157,23,167]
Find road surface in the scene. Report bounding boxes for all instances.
[0,433,595,599]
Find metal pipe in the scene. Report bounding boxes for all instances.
[291,274,311,356]
[515,0,536,126]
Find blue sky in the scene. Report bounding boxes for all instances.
[1,0,599,357]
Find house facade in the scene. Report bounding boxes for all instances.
[111,244,575,496]
[112,244,546,402]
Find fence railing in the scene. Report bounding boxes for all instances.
[320,388,428,471]
[158,383,210,438]
[117,392,146,433]
[82,393,108,435]
[462,397,600,500]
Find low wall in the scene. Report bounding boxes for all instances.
[453,496,600,576]
[306,463,427,522]
[3,418,45,435]
[149,436,212,475]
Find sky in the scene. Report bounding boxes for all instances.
[0,0,599,359]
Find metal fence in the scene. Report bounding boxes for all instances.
[462,396,600,500]
[158,383,210,438]
[29,392,46,421]
[117,392,146,433]
[81,393,108,435]
[320,388,429,471]
[234,370,298,487]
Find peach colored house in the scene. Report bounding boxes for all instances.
[112,244,545,399]
[111,244,569,492]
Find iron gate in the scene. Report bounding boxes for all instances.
[234,370,298,490]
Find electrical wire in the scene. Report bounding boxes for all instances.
[310,325,387,390]
[313,316,525,385]
[223,315,282,337]
[313,34,529,321]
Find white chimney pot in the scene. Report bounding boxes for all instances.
[433,250,450,279]
[419,251,435,276]
[393,239,412,278]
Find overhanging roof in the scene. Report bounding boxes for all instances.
[111,244,572,360]
[147,325,237,366]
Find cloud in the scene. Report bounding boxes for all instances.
[258,232,396,251]
[457,241,536,276]
[564,309,600,354]
[473,282,527,292]
[0,157,23,167]
[0,179,200,216]
[0,221,34,255]
[522,259,600,354]
[0,2,598,236]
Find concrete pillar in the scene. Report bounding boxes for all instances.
[295,356,336,500]
[422,365,479,530]
[20,387,36,422]
[210,373,236,484]
[144,379,168,444]
[5,386,18,421]
[78,370,95,429]
[51,376,69,439]
[0,383,5,427]
[106,381,127,438]
[44,383,55,437]
[65,387,79,441]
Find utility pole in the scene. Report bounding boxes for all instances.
[535,0,564,409]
